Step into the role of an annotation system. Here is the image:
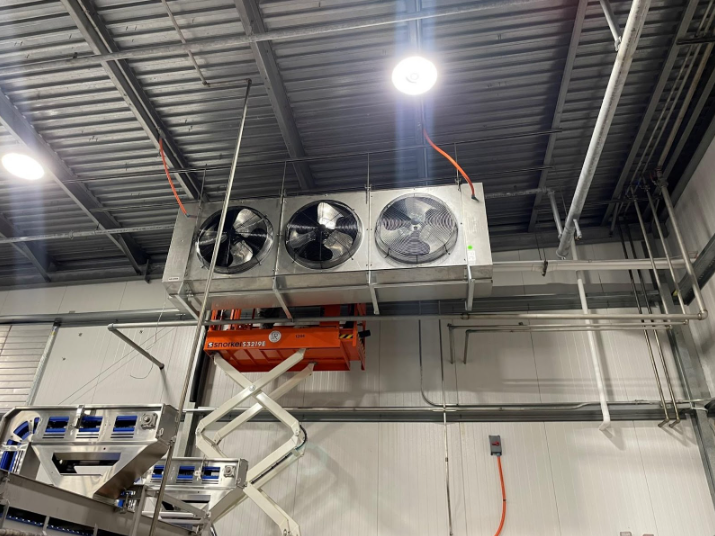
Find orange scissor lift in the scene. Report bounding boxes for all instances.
[195,304,368,536]
[204,304,367,372]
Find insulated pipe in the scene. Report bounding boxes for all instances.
[571,239,612,431]
[660,187,708,317]
[556,0,651,258]
[147,80,253,536]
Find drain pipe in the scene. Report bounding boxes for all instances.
[556,0,651,258]
[572,239,612,431]
[552,194,611,430]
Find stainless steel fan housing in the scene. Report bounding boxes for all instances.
[196,206,274,274]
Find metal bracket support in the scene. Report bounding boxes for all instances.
[599,0,623,50]
[107,325,165,370]
[272,278,293,320]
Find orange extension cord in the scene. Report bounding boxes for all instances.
[423,128,476,199]
[159,138,188,216]
[494,456,506,536]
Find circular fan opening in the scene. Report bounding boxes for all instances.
[375,193,458,264]
[195,206,274,274]
[285,200,362,269]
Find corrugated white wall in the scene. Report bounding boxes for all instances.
[672,137,715,393]
[0,280,198,407]
[0,324,51,412]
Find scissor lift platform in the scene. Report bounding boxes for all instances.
[204,304,367,372]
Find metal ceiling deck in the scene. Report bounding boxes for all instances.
[0,0,712,287]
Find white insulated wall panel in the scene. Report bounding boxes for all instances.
[0,324,51,412]
[35,325,195,406]
[545,421,658,536]
[204,421,715,536]
[203,310,687,408]
[293,422,379,536]
[455,422,560,536]
[210,422,299,536]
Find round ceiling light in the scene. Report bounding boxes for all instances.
[2,152,44,181]
[392,56,438,95]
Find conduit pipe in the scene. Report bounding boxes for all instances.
[147,80,253,536]
[556,0,651,258]
[616,219,673,425]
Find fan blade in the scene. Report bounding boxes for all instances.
[317,202,342,229]
[324,230,353,258]
[394,230,431,257]
[402,196,436,218]
[197,229,227,248]
[424,207,455,231]
[232,209,262,235]
[229,240,254,267]
[287,227,315,250]
[381,204,412,231]
[334,216,359,238]
[242,228,267,252]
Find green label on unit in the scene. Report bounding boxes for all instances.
[467,246,476,264]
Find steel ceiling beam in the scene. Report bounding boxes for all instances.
[60,0,204,201]
[527,0,589,233]
[600,0,699,225]
[4,0,543,77]
[0,213,52,282]
[233,0,315,191]
[0,88,148,273]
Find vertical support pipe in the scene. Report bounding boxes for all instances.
[571,240,612,431]
[660,187,708,317]
[574,219,583,240]
[645,188,687,313]
[632,194,671,315]
[26,323,59,404]
[624,216,681,425]
[616,221,670,425]
[548,190,563,236]
[556,0,651,258]
[147,80,253,536]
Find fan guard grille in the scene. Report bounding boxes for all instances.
[375,194,458,264]
[195,206,274,274]
[285,200,362,269]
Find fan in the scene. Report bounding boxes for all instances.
[195,206,274,274]
[285,200,361,269]
[375,194,458,264]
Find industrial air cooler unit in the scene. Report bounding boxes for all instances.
[163,184,492,311]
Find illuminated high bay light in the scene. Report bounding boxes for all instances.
[392,56,438,95]
[2,152,44,181]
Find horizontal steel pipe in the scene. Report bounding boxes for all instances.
[109,310,702,331]
[492,258,692,272]
[455,323,680,332]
